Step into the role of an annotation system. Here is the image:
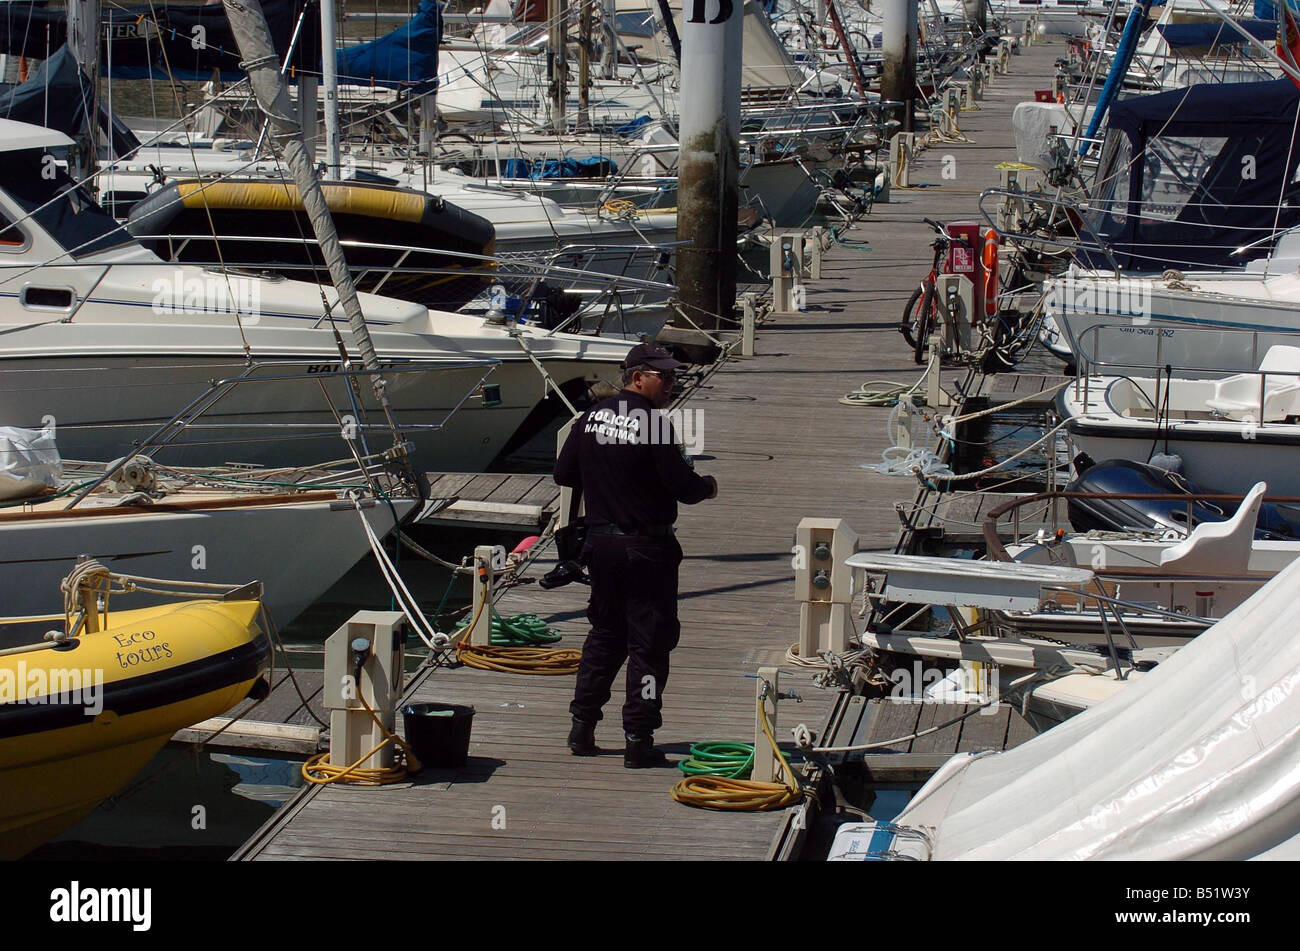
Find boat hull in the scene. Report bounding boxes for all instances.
[0,330,621,470]
[0,600,267,858]
[0,495,417,625]
[1063,417,1300,495]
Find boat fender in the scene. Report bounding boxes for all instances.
[1147,452,1184,474]
[982,228,1000,321]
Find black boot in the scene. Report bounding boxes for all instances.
[567,718,598,756]
[624,734,671,769]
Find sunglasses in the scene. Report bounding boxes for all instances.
[642,369,677,383]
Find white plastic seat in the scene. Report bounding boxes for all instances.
[1206,346,1300,421]
[1158,481,1266,575]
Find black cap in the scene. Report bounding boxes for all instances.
[622,342,685,371]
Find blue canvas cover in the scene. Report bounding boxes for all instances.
[1156,18,1276,48]
[1081,79,1300,271]
[337,0,441,91]
[502,156,618,179]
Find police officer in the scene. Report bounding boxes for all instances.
[554,343,718,768]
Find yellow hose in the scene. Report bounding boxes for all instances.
[455,642,581,674]
[452,572,582,675]
[301,691,423,786]
[601,198,639,219]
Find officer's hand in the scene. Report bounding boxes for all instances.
[705,476,719,499]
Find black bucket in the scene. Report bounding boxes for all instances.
[403,702,475,768]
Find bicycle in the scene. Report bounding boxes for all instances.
[899,217,971,364]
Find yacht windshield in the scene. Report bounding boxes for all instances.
[1090,130,1133,241]
[2,148,132,258]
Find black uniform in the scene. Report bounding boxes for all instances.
[554,389,713,736]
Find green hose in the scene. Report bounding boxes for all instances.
[455,608,562,646]
[678,742,756,778]
[677,741,804,778]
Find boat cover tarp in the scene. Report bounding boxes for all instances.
[0,425,61,501]
[336,0,440,90]
[0,45,140,158]
[1255,0,1300,19]
[0,0,317,82]
[1081,78,1300,271]
[1156,18,1276,48]
[501,156,618,180]
[894,557,1300,859]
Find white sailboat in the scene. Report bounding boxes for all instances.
[0,119,633,471]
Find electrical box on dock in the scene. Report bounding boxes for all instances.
[323,612,407,772]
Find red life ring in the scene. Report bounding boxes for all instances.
[982,229,1000,321]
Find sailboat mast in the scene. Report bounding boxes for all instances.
[577,0,591,132]
[221,0,389,401]
[321,0,342,175]
[549,0,568,132]
[825,0,870,101]
[66,0,102,192]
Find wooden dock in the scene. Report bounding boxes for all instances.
[417,472,561,531]
[823,696,1038,783]
[233,38,1064,861]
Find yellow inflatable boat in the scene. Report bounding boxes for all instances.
[0,597,269,859]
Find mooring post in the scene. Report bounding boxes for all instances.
[754,666,780,783]
[741,292,758,356]
[890,131,913,188]
[809,226,826,280]
[675,0,744,332]
[469,544,496,646]
[880,0,918,133]
[794,518,859,660]
[770,231,804,315]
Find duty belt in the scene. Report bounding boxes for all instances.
[587,523,675,538]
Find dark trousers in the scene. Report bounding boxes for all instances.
[569,534,683,736]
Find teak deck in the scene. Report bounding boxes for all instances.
[234,39,1062,861]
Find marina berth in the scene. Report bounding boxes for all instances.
[13,0,1295,874]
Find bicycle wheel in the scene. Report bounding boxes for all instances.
[913,283,937,364]
[899,285,924,348]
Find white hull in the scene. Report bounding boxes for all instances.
[1060,376,1300,493]
[1051,269,1300,373]
[0,323,624,470]
[0,495,416,626]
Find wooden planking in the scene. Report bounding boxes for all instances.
[239,39,1067,862]
[418,472,560,529]
[863,700,922,753]
[956,704,1013,752]
[908,701,968,754]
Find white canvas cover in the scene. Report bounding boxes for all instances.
[0,425,61,500]
[1012,101,1070,169]
[893,556,1300,860]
